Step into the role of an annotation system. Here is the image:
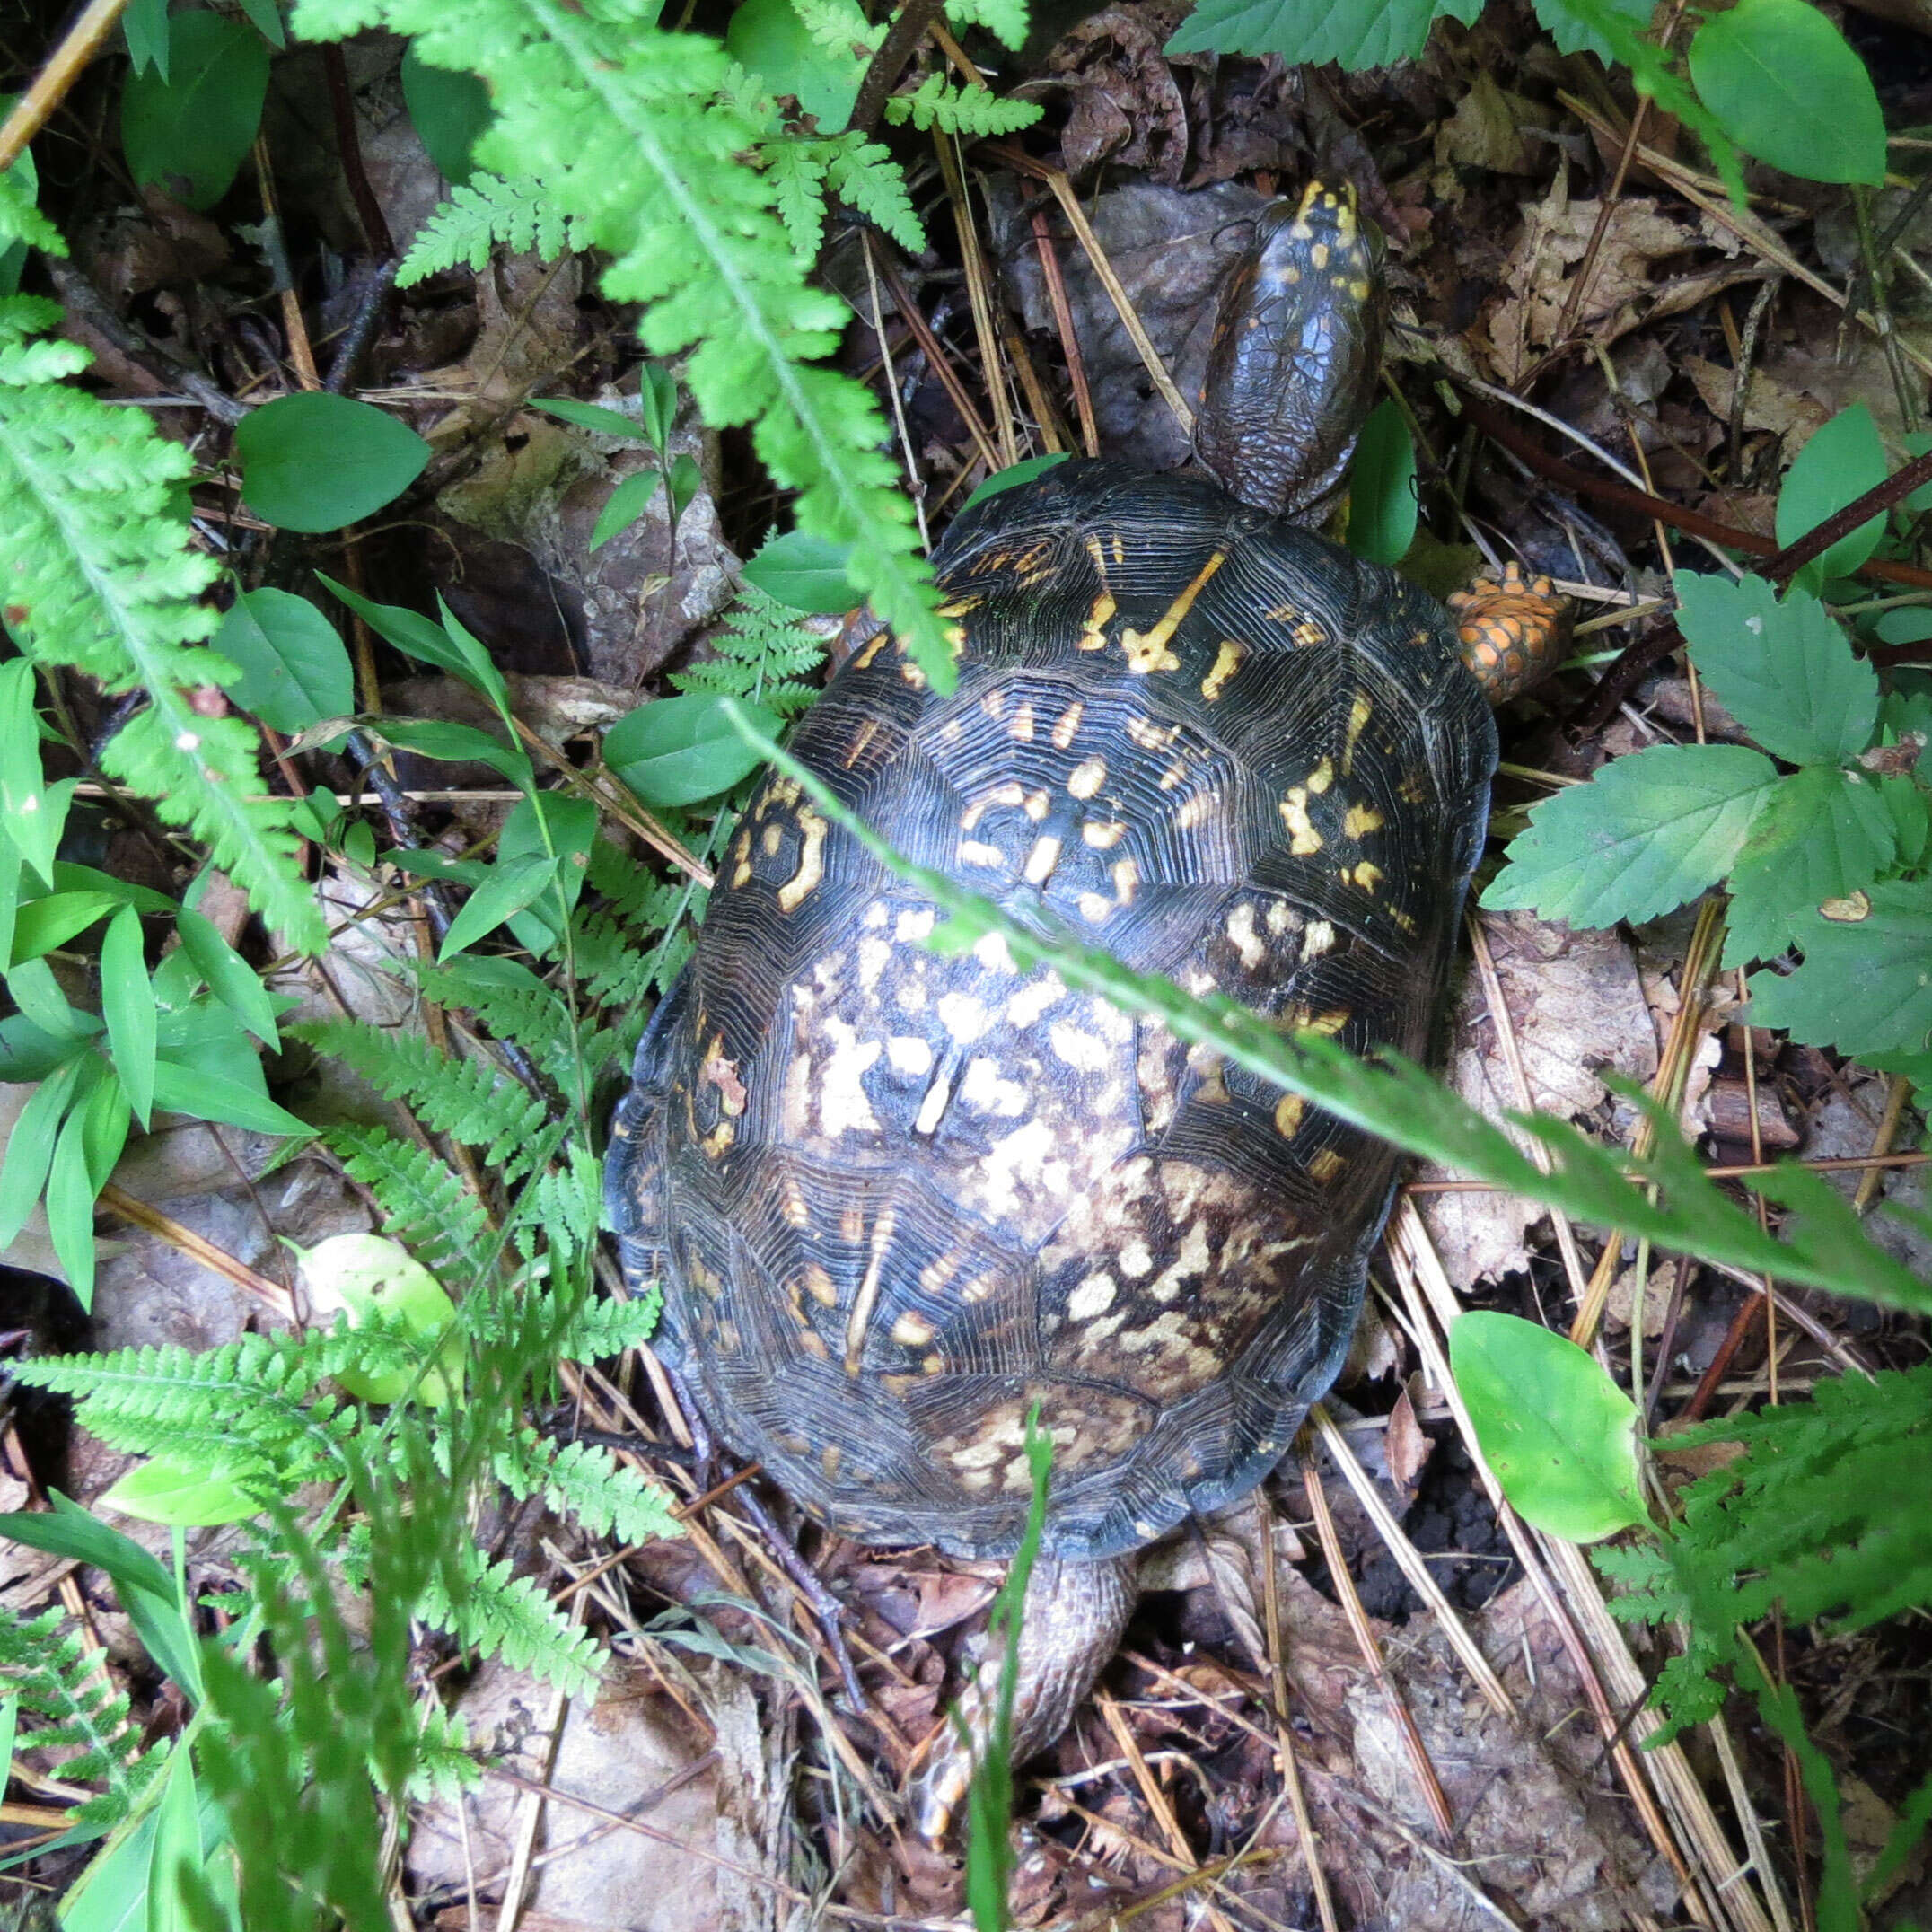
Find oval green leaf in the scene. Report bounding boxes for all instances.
[213,587,356,733]
[590,468,664,551]
[236,392,431,533]
[605,694,779,806]
[742,531,855,613]
[1345,398,1418,566]
[101,1451,267,1527]
[400,45,492,185]
[120,11,271,211]
[532,396,652,442]
[1775,402,1889,590]
[1450,1311,1648,1543]
[962,453,1072,514]
[1688,0,1884,187]
[101,904,157,1128]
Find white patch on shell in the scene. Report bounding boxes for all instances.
[857,935,892,991]
[1049,1022,1112,1075]
[937,992,992,1042]
[1067,1272,1116,1321]
[1225,901,1264,970]
[816,1020,882,1137]
[1006,974,1066,1030]
[886,1035,933,1076]
[960,1056,1029,1116]
[896,908,936,943]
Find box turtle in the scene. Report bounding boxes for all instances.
[606,181,1566,1835]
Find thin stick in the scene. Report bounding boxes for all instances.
[98,1184,296,1322]
[935,134,1018,470]
[0,0,132,171]
[1031,206,1101,458]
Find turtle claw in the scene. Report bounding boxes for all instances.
[1449,559,1570,703]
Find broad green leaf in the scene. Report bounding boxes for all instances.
[296,1231,461,1404]
[1676,573,1877,767]
[1688,0,1885,187]
[531,396,651,442]
[101,1452,267,1527]
[724,0,865,129]
[1721,764,1895,968]
[12,890,122,964]
[668,452,702,518]
[237,0,286,47]
[150,1058,307,1136]
[123,0,171,77]
[590,468,663,551]
[1882,772,1929,870]
[606,694,779,805]
[0,840,17,972]
[1165,0,1480,64]
[726,701,1929,1310]
[1345,398,1417,567]
[120,11,270,210]
[1748,878,1932,1060]
[637,364,679,456]
[1527,0,1653,61]
[0,656,66,886]
[316,575,486,691]
[1482,743,1779,929]
[498,790,597,925]
[101,905,157,1128]
[0,1055,87,1248]
[211,588,356,734]
[438,852,558,960]
[433,596,517,716]
[961,453,1071,514]
[149,1732,205,1932]
[1451,1312,1647,1541]
[235,393,430,533]
[50,864,177,914]
[400,45,492,184]
[742,531,856,613]
[47,1071,127,1302]
[371,716,531,786]
[1774,403,1889,590]
[0,1491,201,1698]
[6,955,92,1038]
[177,908,280,1046]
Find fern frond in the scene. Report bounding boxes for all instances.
[326,1123,491,1278]
[883,73,1041,136]
[794,0,885,57]
[290,0,953,689]
[0,1606,166,1826]
[673,583,827,716]
[942,0,1032,49]
[0,174,64,255]
[421,1543,603,1697]
[584,836,693,933]
[13,1335,356,1485]
[413,954,581,1090]
[287,1021,549,1181]
[404,1700,479,1801]
[553,1285,663,1363]
[396,172,584,285]
[496,1427,684,1545]
[763,139,830,260]
[819,133,926,256]
[0,297,322,947]
[506,1140,602,1267]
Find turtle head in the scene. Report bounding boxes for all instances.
[1195,180,1387,524]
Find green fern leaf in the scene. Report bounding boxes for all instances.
[819,133,926,256]
[672,583,826,716]
[422,1543,603,1696]
[326,1124,490,1278]
[0,297,323,946]
[0,172,64,256]
[396,172,584,285]
[496,1428,684,1545]
[795,0,886,56]
[289,0,953,689]
[763,140,829,259]
[942,0,1032,50]
[554,1286,663,1363]
[883,73,1041,136]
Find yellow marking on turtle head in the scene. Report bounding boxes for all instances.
[1279,788,1322,856]
[1118,551,1225,674]
[1342,802,1385,839]
[1202,638,1244,700]
[1067,757,1108,799]
[1274,1093,1305,1137]
[776,808,827,911]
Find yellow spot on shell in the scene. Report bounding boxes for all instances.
[1083,820,1128,848]
[1067,757,1108,800]
[1051,700,1085,749]
[892,1311,936,1348]
[1202,638,1243,700]
[1010,701,1035,741]
[1118,551,1225,674]
[1308,1148,1347,1184]
[1307,757,1334,795]
[1311,242,1330,269]
[776,809,826,911]
[1343,803,1385,839]
[1279,788,1322,855]
[1342,693,1373,773]
[1023,835,1063,885]
[1274,1093,1305,1137]
[1077,589,1117,651]
[1348,860,1383,893]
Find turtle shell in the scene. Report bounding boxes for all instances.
[606,461,1497,1561]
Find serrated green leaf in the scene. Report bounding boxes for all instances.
[1775,402,1889,589]
[1451,1312,1647,1542]
[1748,878,1932,1060]
[590,468,663,551]
[101,905,157,1128]
[212,588,356,734]
[1676,572,1877,766]
[120,11,270,211]
[1529,0,1652,60]
[605,693,779,805]
[1344,398,1416,567]
[236,393,431,533]
[1164,0,1481,62]
[1482,742,1779,929]
[1721,763,1895,969]
[1688,0,1885,187]
[1882,773,1929,869]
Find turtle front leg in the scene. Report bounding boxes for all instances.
[1448,560,1571,703]
[910,1552,1137,1842]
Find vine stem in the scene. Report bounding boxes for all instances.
[848,0,950,135]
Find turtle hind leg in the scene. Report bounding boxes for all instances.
[1448,560,1571,703]
[909,1551,1137,1842]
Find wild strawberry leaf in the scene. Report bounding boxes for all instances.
[1748,878,1932,1059]
[1164,0,1480,66]
[1482,743,1779,929]
[1676,573,1878,767]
